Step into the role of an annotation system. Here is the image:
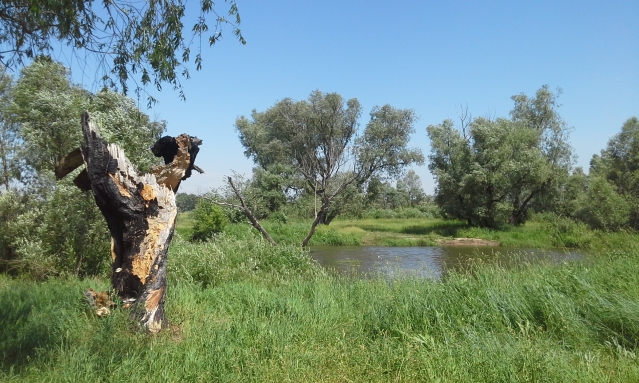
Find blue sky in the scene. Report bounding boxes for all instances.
[69,0,639,194]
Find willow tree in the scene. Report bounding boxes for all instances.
[236,90,424,246]
[427,86,573,227]
[0,0,245,104]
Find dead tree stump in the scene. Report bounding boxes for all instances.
[59,112,202,332]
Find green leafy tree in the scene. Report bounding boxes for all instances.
[0,69,20,190]
[0,60,166,277]
[396,169,425,207]
[0,0,245,104]
[427,86,573,227]
[573,176,630,231]
[176,193,201,212]
[11,58,165,173]
[236,90,423,246]
[510,85,574,214]
[250,164,300,215]
[590,116,639,228]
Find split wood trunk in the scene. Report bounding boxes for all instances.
[60,112,202,332]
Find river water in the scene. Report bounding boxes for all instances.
[310,246,584,279]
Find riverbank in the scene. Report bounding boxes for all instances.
[2,234,638,382]
[178,213,632,250]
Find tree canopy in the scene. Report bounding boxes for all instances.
[0,59,166,277]
[427,86,573,227]
[589,116,639,228]
[0,0,245,104]
[236,90,423,245]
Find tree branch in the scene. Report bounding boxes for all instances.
[208,177,277,246]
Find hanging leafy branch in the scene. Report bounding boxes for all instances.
[0,0,245,105]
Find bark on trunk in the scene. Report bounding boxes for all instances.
[59,112,201,332]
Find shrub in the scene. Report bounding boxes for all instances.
[0,183,111,279]
[532,212,594,248]
[574,176,630,231]
[190,200,228,241]
[269,211,288,224]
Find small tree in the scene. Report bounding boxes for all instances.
[190,199,228,241]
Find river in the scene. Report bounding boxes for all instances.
[310,246,584,279]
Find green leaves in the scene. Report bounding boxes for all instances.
[235,91,423,239]
[0,0,245,104]
[10,59,165,173]
[589,116,639,229]
[190,199,229,241]
[427,87,573,227]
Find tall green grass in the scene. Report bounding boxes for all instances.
[2,234,639,382]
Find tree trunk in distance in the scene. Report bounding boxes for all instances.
[79,111,201,332]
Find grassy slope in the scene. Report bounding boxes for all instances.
[2,232,639,382]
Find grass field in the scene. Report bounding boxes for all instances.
[180,212,623,250]
[3,215,639,381]
[2,232,639,382]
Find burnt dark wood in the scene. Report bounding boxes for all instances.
[74,111,201,332]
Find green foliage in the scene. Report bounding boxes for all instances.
[0,182,111,279]
[363,207,434,219]
[531,212,594,248]
[0,70,20,190]
[590,116,639,229]
[2,240,639,381]
[396,170,425,207]
[175,193,201,212]
[268,211,288,224]
[428,86,573,228]
[250,165,295,214]
[190,200,228,241]
[0,60,166,278]
[236,90,423,244]
[11,59,85,173]
[0,0,245,104]
[574,176,630,231]
[11,59,165,173]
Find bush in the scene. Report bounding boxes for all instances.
[574,176,630,231]
[532,212,594,248]
[269,211,288,224]
[220,205,246,224]
[190,200,228,241]
[416,199,441,218]
[0,183,111,279]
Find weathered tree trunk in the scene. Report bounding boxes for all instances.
[59,112,201,332]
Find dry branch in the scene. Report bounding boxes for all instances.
[206,176,277,246]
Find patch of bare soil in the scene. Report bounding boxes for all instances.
[437,238,500,246]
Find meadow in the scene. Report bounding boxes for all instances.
[2,218,639,382]
[178,212,627,250]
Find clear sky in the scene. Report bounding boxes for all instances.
[68,0,639,195]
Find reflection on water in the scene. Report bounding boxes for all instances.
[310,246,584,280]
